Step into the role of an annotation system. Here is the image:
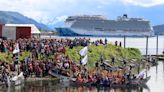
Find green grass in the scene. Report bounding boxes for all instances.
[0,51,31,63]
[65,44,142,68]
[0,44,142,69]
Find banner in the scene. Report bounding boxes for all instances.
[81,55,88,65]
[79,46,88,56]
[13,43,20,54]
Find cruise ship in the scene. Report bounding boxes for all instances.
[56,14,154,37]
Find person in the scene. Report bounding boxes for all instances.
[129,65,133,71]
[105,38,107,45]
[123,59,127,67]
[100,55,104,63]
[13,54,20,74]
[115,41,118,46]
[22,61,28,79]
[111,57,115,65]
[119,42,122,47]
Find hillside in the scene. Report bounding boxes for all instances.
[153,24,164,35]
[0,11,52,31]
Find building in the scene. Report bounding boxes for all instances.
[0,24,40,40]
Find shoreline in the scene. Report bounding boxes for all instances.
[25,77,59,82]
[25,77,60,82]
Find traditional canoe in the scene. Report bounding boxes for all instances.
[49,69,75,82]
[70,76,150,88]
[49,69,150,88]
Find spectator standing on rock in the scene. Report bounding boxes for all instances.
[111,57,115,65]
[119,42,122,47]
[115,41,118,46]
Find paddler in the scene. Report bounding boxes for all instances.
[76,73,83,83]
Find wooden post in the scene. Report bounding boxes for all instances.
[146,36,149,57]
[39,33,41,39]
[146,36,149,78]
[49,33,51,39]
[137,63,140,74]
[124,36,126,48]
[156,35,159,58]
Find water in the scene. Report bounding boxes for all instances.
[1,61,164,92]
[41,35,164,55]
[1,36,164,92]
[146,61,164,92]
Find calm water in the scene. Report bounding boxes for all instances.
[1,36,164,92]
[1,61,164,92]
[41,35,164,55]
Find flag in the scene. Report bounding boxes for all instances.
[81,55,88,65]
[13,43,20,54]
[79,46,88,56]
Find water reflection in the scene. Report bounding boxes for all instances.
[163,62,164,78]
[0,80,148,92]
[2,61,164,92]
[156,65,158,81]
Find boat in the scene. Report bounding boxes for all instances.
[56,14,154,37]
[49,68,150,88]
[11,72,24,86]
[100,61,123,71]
[70,76,150,88]
[0,72,24,87]
[158,57,164,61]
[49,69,76,82]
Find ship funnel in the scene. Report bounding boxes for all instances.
[123,14,128,18]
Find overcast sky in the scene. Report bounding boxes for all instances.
[0,0,164,26]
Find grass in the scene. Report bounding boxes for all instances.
[66,44,142,69]
[0,44,142,69]
[0,51,31,63]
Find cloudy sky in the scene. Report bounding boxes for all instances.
[0,0,164,26]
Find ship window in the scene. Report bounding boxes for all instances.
[95,28,103,31]
[66,19,74,21]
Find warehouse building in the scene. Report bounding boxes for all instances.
[0,24,40,40]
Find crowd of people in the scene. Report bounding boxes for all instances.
[0,38,109,79]
[0,37,141,87]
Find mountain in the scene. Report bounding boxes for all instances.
[48,22,64,29]
[153,24,164,35]
[0,11,52,31]
[44,16,67,30]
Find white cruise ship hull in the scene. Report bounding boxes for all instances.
[56,28,154,37]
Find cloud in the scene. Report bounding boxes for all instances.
[0,0,77,23]
[42,15,68,25]
[97,5,103,9]
[0,0,163,26]
[123,0,164,7]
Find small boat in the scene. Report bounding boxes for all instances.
[49,69,75,82]
[0,72,24,87]
[100,62,118,71]
[10,72,24,86]
[158,57,164,61]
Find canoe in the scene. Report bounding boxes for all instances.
[70,76,150,88]
[100,62,118,71]
[49,69,75,82]
[158,57,164,61]
[50,68,150,88]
